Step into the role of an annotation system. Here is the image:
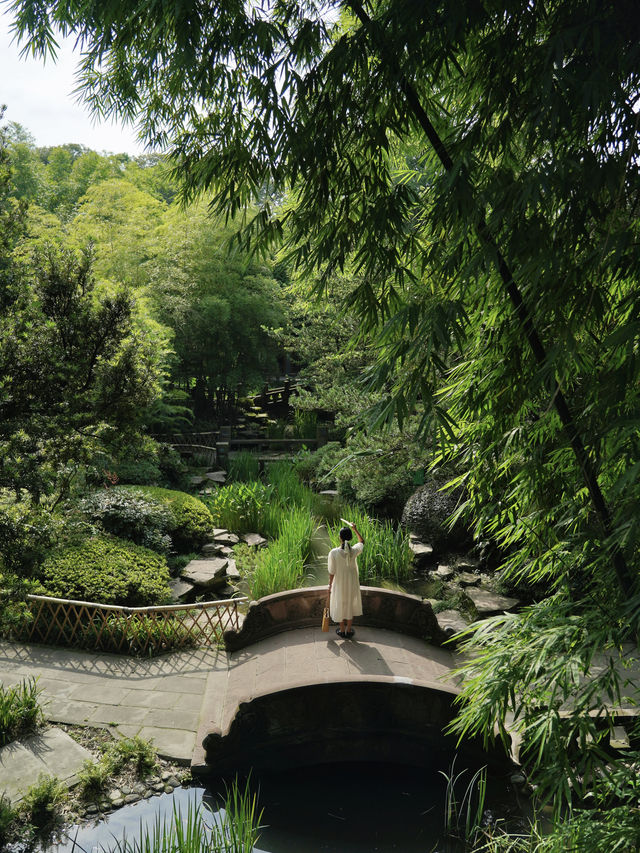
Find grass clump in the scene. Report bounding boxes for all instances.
[328,507,413,584]
[0,677,44,747]
[205,481,276,535]
[38,534,172,606]
[0,794,16,849]
[18,774,68,832]
[78,736,157,799]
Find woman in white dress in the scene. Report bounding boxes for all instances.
[328,521,364,638]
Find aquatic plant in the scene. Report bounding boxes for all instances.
[227,451,261,483]
[439,757,488,849]
[248,508,316,600]
[107,778,262,852]
[328,507,413,584]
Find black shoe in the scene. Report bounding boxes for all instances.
[345,630,355,638]
[336,628,346,638]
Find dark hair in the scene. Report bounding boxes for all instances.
[339,527,353,549]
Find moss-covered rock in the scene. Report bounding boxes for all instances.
[401,481,472,553]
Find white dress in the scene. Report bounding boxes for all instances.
[328,542,364,622]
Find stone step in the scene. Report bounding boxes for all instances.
[181,557,229,588]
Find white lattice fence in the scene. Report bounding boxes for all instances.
[17,595,246,655]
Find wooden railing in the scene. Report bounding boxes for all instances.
[15,595,247,656]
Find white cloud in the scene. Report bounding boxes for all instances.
[0,9,147,155]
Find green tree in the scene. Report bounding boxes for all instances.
[0,243,166,504]
[69,178,165,286]
[147,200,285,417]
[8,0,640,840]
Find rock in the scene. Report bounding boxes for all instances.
[124,793,140,804]
[206,471,227,483]
[456,559,479,572]
[457,572,480,587]
[189,475,206,486]
[225,559,241,580]
[161,770,171,781]
[213,528,229,538]
[181,557,229,588]
[108,789,123,803]
[111,797,125,808]
[241,532,268,548]
[218,584,237,598]
[215,532,240,545]
[409,538,434,561]
[164,784,174,793]
[85,804,99,815]
[434,565,455,580]
[436,610,469,635]
[611,726,630,749]
[319,489,339,497]
[169,577,196,602]
[219,545,234,557]
[167,776,181,788]
[402,481,472,552]
[153,781,165,792]
[202,542,224,556]
[510,772,527,787]
[465,588,519,615]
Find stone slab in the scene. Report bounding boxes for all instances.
[205,471,227,483]
[241,532,267,548]
[169,577,196,601]
[435,565,455,580]
[436,610,469,636]
[201,542,224,556]
[0,728,93,805]
[181,558,229,588]
[214,532,240,546]
[457,572,480,587]
[465,588,519,615]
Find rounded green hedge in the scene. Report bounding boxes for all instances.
[39,535,172,606]
[122,486,214,550]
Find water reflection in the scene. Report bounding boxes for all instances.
[41,763,458,853]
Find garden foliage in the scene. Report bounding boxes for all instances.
[38,534,172,606]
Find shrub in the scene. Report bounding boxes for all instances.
[0,677,44,747]
[38,535,172,606]
[0,794,15,849]
[79,488,174,554]
[114,458,163,485]
[122,486,214,550]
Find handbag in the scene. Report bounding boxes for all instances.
[321,606,330,632]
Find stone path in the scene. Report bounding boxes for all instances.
[0,640,227,775]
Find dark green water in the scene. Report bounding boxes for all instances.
[39,761,519,853]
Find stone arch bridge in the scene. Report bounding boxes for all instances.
[191,587,510,778]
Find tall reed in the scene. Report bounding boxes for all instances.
[328,506,413,584]
[248,508,316,600]
[227,452,261,483]
[107,778,262,852]
[439,756,488,850]
[204,482,274,534]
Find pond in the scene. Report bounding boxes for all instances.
[41,760,523,853]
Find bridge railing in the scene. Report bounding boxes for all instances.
[12,594,247,656]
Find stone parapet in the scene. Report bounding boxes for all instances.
[224,586,448,651]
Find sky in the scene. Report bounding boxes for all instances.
[0,8,146,156]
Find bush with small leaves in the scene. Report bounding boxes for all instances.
[39,535,172,606]
[122,486,214,550]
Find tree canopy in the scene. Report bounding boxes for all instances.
[7,0,640,840]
